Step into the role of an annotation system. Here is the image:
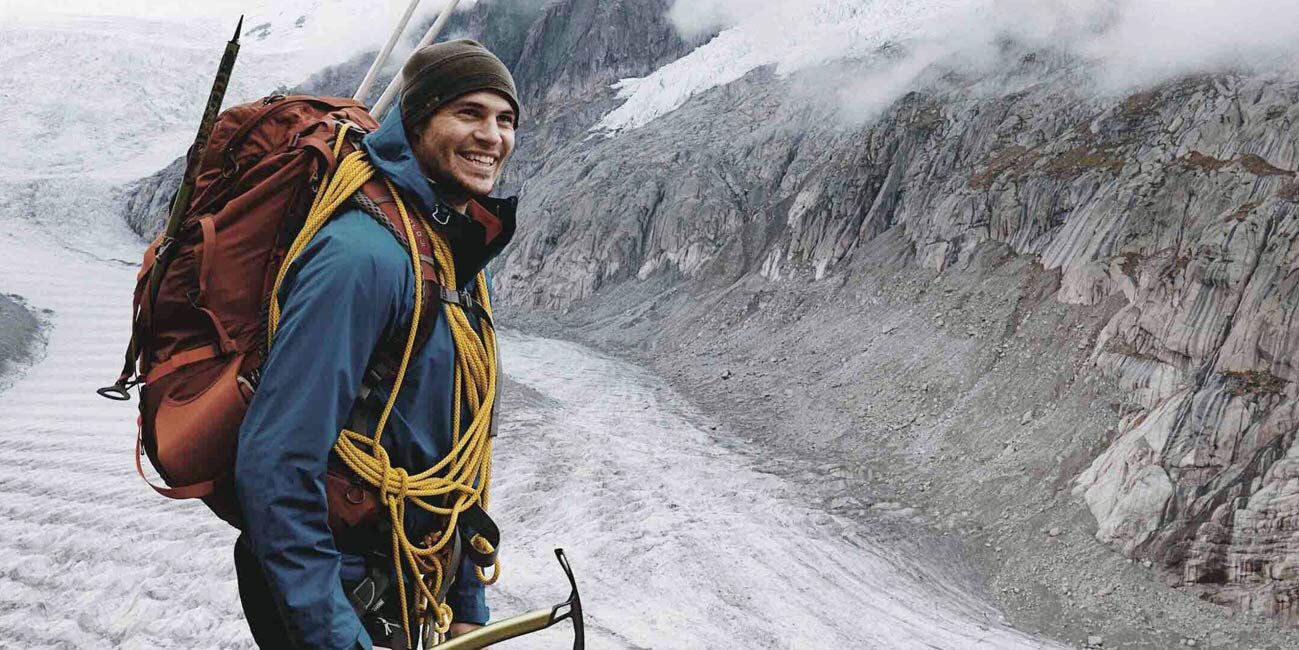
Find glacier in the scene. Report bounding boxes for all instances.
[0,4,1072,649]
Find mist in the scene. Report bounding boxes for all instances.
[602,0,1299,131]
[1,0,473,71]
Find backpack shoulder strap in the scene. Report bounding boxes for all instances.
[350,178,493,387]
[352,180,456,386]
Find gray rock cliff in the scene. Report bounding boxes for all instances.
[0,293,45,393]
[500,48,1299,625]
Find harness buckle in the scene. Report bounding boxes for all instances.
[335,119,370,138]
[349,577,381,613]
[348,563,392,617]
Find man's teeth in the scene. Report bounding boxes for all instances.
[462,153,497,167]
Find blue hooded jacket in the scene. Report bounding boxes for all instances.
[234,105,516,649]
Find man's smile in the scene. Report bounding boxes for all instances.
[459,151,499,170]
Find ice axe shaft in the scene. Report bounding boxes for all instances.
[434,608,555,649]
[435,549,584,650]
[161,15,242,244]
[353,0,422,103]
[371,0,463,119]
[149,16,243,351]
[99,15,243,400]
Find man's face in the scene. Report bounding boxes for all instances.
[410,90,517,204]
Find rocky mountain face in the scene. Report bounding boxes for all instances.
[506,50,1299,625]
[115,0,1299,638]
[0,293,42,393]
[119,156,184,240]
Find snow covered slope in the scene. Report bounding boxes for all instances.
[596,0,973,132]
[3,2,436,183]
[0,4,391,255]
[597,0,1299,133]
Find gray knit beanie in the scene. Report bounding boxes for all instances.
[400,39,520,128]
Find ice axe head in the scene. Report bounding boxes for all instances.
[549,548,584,650]
[431,548,585,650]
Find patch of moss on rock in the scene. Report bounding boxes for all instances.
[1223,370,1286,398]
[1045,145,1126,180]
[968,145,1039,189]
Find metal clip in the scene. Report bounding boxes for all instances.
[155,236,176,260]
[220,149,240,179]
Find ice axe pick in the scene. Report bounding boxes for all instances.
[435,549,584,650]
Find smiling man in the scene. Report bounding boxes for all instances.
[233,39,519,649]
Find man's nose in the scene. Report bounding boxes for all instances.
[473,119,503,147]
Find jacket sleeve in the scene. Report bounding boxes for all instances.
[235,215,410,650]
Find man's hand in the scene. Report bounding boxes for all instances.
[447,622,483,639]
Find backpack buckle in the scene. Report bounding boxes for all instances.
[335,119,369,138]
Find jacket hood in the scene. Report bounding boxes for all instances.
[359,102,519,285]
[360,103,441,216]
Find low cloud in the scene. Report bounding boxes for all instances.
[602,0,1299,131]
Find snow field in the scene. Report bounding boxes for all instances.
[485,333,1068,649]
[0,210,1067,649]
[0,218,249,650]
[600,0,1299,133]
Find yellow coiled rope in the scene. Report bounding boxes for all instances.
[267,125,499,648]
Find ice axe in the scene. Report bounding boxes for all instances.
[100,15,243,401]
[435,549,584,650]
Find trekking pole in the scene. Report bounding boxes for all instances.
[370,0,464,119]
[435,549,584,650]
[353,0,422,104]
[99,16,243,401]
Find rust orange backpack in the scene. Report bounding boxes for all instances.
[101,95,427,528]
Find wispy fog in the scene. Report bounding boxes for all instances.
[601,0,1299,131]
[2,0,472,67]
